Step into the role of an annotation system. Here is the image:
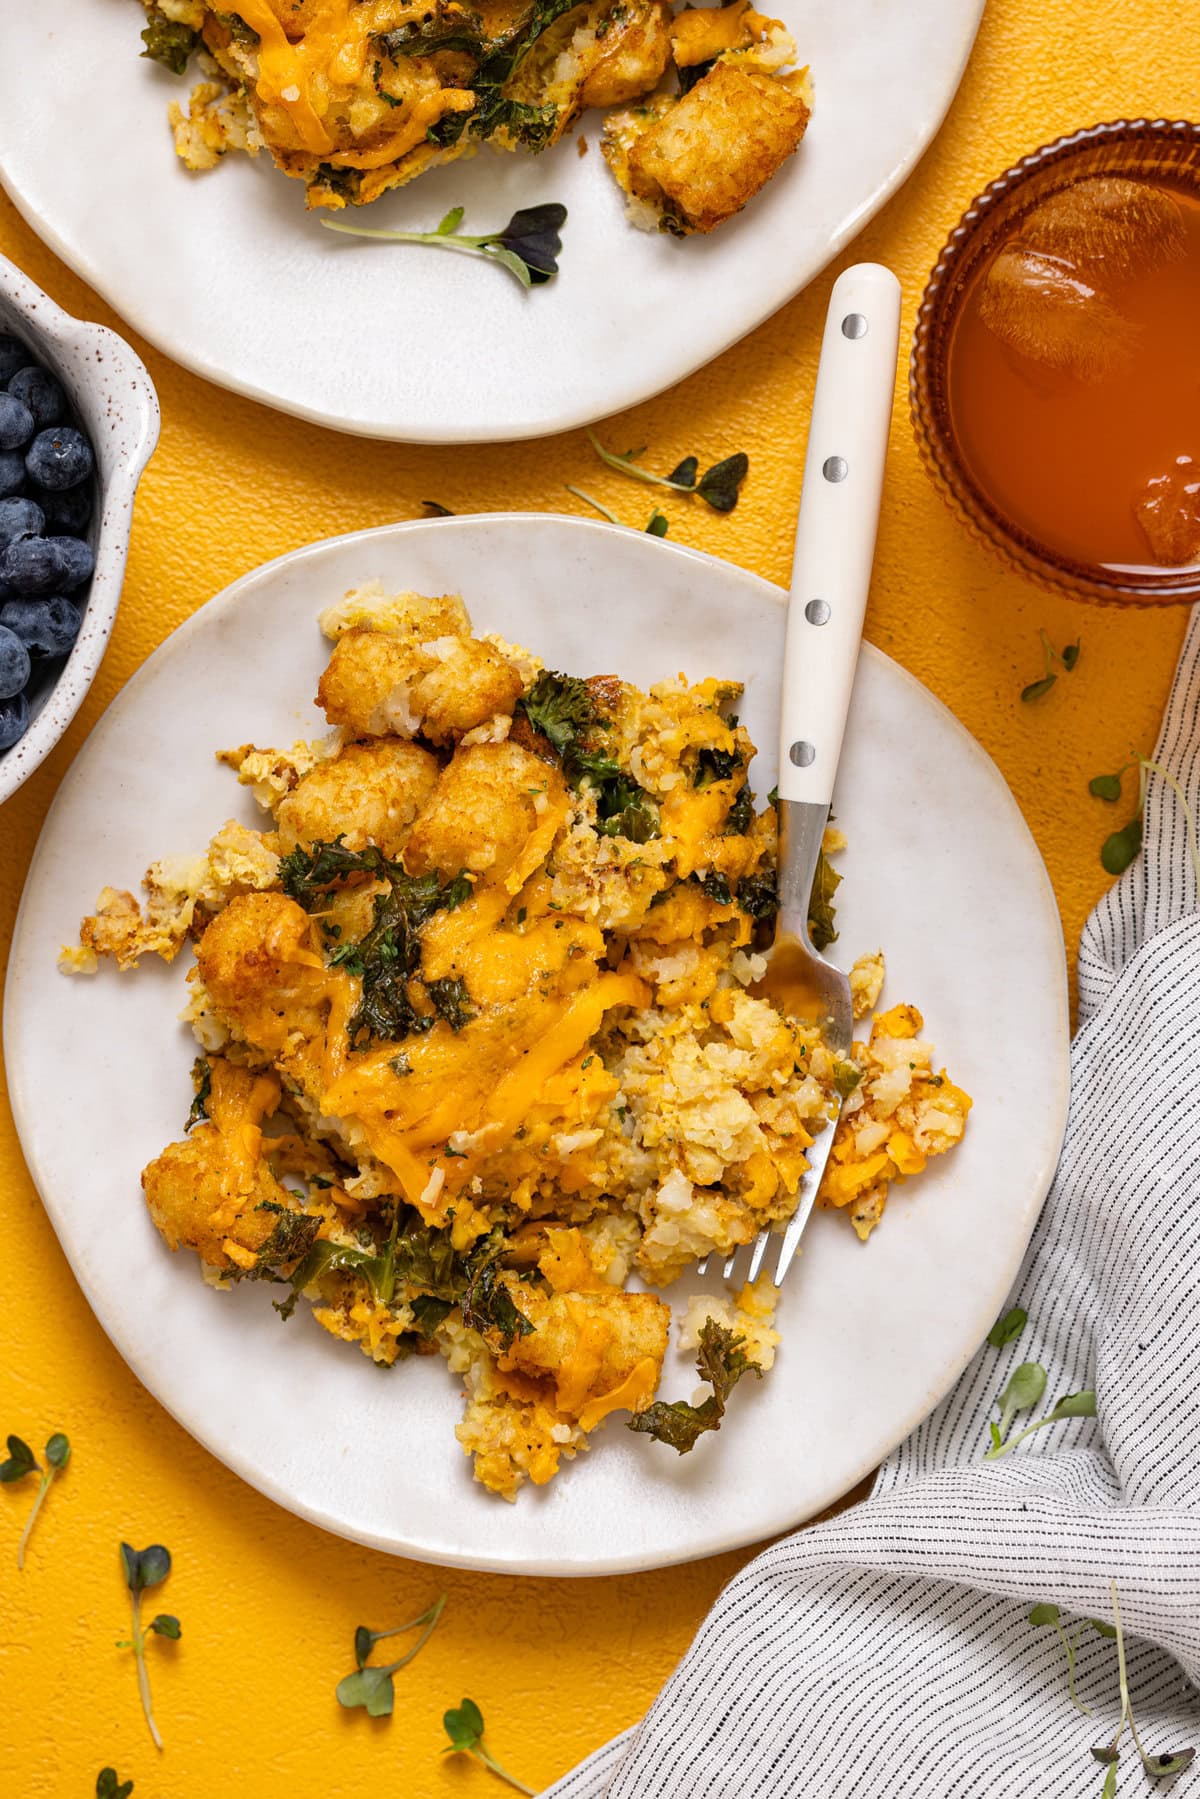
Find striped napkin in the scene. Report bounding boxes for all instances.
[549,611,1200,1799]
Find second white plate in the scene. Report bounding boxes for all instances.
[6,516,1068,1574]
[0,1,982,441]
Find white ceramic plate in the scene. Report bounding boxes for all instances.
[0,2,982,443]
[6,517,1068,1575]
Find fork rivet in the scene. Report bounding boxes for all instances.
[789,740,816,767]
[805,599,831,625]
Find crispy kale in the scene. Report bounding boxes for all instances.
[139,6,199,74]
[273,1213,532,1347]
[736,871,778,921]
[424,0,584,150]
[184,1057,212,1132]
[377,9,487,57]
[627,1319,762,1453]
[460,1230,535,1349]
[695,745,742,788]
[517,673,660,842]
[694,870,733,906]
[281,838,471,1047]
[807,846,841,951]
[227,1205,323,1284]
[517,670,593,757]
[725,785,754,835]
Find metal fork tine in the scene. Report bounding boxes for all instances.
[695,1254,710,1277]
[721,1246,740,1280]
[745,1229,771,1284]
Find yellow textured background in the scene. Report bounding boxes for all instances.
[1,2,1195,1792]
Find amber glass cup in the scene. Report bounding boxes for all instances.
[911,119,1200,605]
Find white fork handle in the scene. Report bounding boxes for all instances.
[776,263,902,807]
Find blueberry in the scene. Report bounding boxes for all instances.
[0,689,28,751]
[0,622,30,699]
[0,497,44,549]
[0,532,95,595]
[0,596,82,658]
[25,425,93,490]
[0,335,28,386]
[49,534,94,590]
[8,365,66,429]
[0,393,34,452]
[33,481,93,534]
[0,451,25,499]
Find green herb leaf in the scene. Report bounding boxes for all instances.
[986,1388,1096,1460]
[695,453,750,513]
[445,1696,486,1750]
[1089,773,1123,801]
[1028,1603,1062,1627]
[337,1665,397,1717]
[628,1318,761,1454]
[321,201,566,289]
[442,1696,535,1793]
[994,1361,1047,1442]
[44,1431,70,1471]
[645,509,670,537]
[1061,640,1081,671]
[1100,1762,1118,1799]
[1101,817,1142,875]
[121,1543,172,1594]
[1144,1748,1196,1776]
[96,1771,134,1799]
[1021,674,1058,703]
[587,432,748,511]
[987,1306,1028,1349]
[421,500,455,517]
[148,1613,181,1639]
[0,1434,36,1482]
[1087,1619,1118,1640]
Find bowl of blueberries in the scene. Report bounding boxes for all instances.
[0,254,158,803]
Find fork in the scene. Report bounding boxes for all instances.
[696,261,902,1290]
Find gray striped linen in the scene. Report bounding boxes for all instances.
[547,610,1200,1798]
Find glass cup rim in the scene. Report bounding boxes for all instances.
[910,117,1200,605]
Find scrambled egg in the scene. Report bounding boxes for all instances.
[66,586,969,1498]
[136,0,811,230]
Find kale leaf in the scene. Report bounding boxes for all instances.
[627,1319,761,1453]
[725,785,753,835]
[460,1230,535,1349]
[184,1057,211,1132]
[139,7,199,74]
[425,0,584,150]
[695,745,742,788]
[807,846,841,950]
[517,672,660,842]
[281,838,471,1047]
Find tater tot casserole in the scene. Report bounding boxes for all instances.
[64,587,970,1499]
[135,0,812,234]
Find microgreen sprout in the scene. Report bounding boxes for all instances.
[321,201,567,288]
[96,1771,134,1799]
[1028,1602,1115,1715]
[443,1697,535,1793]
[987,1305,1028,1349]
[987,1361,1046,1452]
[117,1543,180,1750]
[1089,755,1200,890]
[1020,629,1081,701]
[566,485,671,536]
[336,1595,446,1716]
[1090,1580,1195,1780]
[586,431,749,512]
[1,1429,70,1568]
[986,1386,1097,1461]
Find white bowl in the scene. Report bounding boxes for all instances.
[0,254,159,804]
